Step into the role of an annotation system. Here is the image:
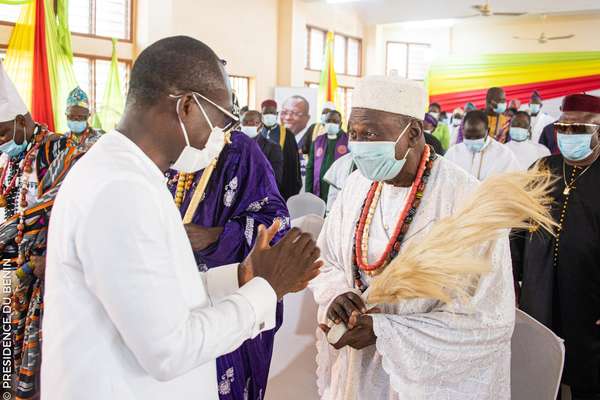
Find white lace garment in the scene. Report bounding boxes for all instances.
[309,157,514,400]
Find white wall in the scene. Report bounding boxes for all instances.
[451,14,600,55]
[371,13,600,76]
[136,0,279,108]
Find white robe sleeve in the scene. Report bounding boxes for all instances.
[76,179,277,382]
[308,185,358,322]
[369,236,514,399]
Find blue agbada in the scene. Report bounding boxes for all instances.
[167,131,289,400]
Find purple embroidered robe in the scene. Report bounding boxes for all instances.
[167,132,289,400]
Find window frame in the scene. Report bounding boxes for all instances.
[71,52,132,113]
[304,81,354,122]
[229,75,250,110]
[385,40,431,81]
[305,25,362,77]
[0,0,135,43]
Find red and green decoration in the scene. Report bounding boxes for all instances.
[3,0,77,132]
[427,51,600,111]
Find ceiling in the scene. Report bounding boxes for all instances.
[319,0,600,25]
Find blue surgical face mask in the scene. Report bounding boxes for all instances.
[348,123,411,182]
[262,114,278,128]
[529,103,541,115]
[429,112,440,121]
[494,102,507,114]
[510,127,529,142]
[67,120,88,134]
[0,120,28,158]
[325,123,340,138]
[464,135,488,153]
[557,133,595,161]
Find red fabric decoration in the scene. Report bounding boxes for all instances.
[31,0,55,131]
[261,99,278,109]
[562,93,600,114]
[430,74,600,112]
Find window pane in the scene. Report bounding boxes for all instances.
[229,76,249,110]
[334,34,346,74]
[407,44,431,81]
[72,57,92,105]
[309,28,325,70]
[0,4,21,23]
[95,59,128,112]
[96,0,130,39]
[347,38,360,76]
[69,0,91,35]
[386,42,408,78]
[346,88,353,119]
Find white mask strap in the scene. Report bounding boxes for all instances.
[192,94,214,131]
[175,97,191,147]
[395,122,411,145]
[192,92,239,122]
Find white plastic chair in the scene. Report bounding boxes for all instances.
[287,192,327,220]
[291,214,325,239]
[511,309,565,400]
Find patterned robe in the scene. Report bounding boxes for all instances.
[167,132,289,400]
[0,126,101,399]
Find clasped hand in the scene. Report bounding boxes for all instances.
[320,292,380,350]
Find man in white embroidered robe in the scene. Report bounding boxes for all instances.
[309,76,515,400]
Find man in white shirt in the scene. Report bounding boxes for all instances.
[42,36,322,400]
[505,111,550,170]
[445,110,520,181]
[528,90,555,144]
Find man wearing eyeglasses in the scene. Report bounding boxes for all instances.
[281,95,312,184]
[512,93,600,400]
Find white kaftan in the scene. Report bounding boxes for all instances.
[504,140,550,170]
[323,153,355,213]
[445,139,520,181]
[309,157,514,400]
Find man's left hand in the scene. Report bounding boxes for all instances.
[320,312,378,350]
[184,224,224,252]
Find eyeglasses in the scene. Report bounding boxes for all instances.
[554,122,600,135]
[280,110,307,118]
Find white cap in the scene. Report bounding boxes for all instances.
[352,76,427,120]
[0,60,28,123]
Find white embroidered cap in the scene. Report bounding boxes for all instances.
[0,60,28,123]
[352,75,427,120]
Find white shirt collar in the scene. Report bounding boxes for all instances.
[294,124,310,144]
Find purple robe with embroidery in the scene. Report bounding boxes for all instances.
[167,132,289,400]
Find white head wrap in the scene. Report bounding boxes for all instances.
[0,60,28,123]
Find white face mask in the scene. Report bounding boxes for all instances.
[262,114,278,128]
[241,125,259,138]
[169,92,238,173]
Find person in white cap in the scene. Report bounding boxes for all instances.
[445,110,520,181]
[309,76,514,399]
[0,61,101,399]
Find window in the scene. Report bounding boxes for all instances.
[386,41,431,81]
[333,34,361,76]
[0,1,132,40]
[337,86,353,122]
[0,4,20,24]
[229,76,250,110]
[304,82,353,124]
[306,26,326,71]
[72,56,130,113]
[306,26,362,76]
[70,0,132,40]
